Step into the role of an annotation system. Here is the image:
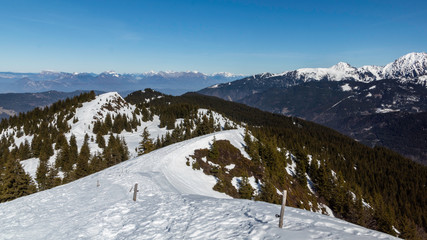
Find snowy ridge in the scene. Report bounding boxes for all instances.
[0,130,398,239]
[269,52,427,85]
[4,92,238,183]
[293,62,361,82]
[383,52,427,78]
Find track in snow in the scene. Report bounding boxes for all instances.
[0,130,398,240]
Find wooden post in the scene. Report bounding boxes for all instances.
[133,183,138,201]
[279,190,287,228]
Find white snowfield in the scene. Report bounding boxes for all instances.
[0,130,398,240]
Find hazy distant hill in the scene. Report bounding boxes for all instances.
[0,71,244,95]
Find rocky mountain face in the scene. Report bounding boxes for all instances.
[0,71,244,95]
[199,52,427,164]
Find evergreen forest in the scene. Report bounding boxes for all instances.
[0,89,425,239]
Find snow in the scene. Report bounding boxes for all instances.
[66,92,138,151]
[327,96,353,110]
[103,70,120,77]
[207,161,220,168]
[232,176,261,195]
[224,163,235,171]
[319,203,335,217]
[3,92,245,186]
[231,177,241,190]
[362,199,372,209]
[375,108,400,114]
[296,64,359,82]
[248,176,261,195]
[19,158,39,180]
[285,151,297,176]
[0,130,398,239]
[359,65,383,80]
[341,83,352,91]
[267,52,427,86]
[392,226,401,235]
[210,72,244,78]
[383,52,427,79]
[306,174,316,194]
[20,148,61,182]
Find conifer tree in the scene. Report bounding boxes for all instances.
[31,135,42,157]
[36,156,49,191]
[55,140,71,172]
[45,166,62,189]
[295,152,308,188]
[260,180,279,204]
[213,169,226,193]
[118,136,130,162]
[55,132,67,150]
[0,155,36,202]
[105,113,113,131]
[141,106,150,122]
[41,137,54,159]
[138,127,155,156]
[208,138,219,161]
[89,153,106,173]
[69,134,78,168]
[400,217,420,240]
[96,132,106,148]
[18,140,32,160]
[74,137,91,179]
[239,174,254,199]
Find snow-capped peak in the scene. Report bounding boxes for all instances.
[266,52,427,85]
[102,70,120,77]
[210,72,245,78]
[383,52,427,79]
[294,62,359,82]
[331,62,354,71]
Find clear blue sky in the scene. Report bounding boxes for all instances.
[0,0,426,75]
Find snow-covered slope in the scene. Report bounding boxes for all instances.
[0,130,398,240]
[6,92,237,184]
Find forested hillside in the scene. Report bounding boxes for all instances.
[0,90,236,201]
[0,89,425,239]
[127,90,427,239]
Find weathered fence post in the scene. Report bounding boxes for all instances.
[133,183,138,201]
[279,190,287,228]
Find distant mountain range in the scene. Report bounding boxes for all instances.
[199,52,427,164]
[0,71,244,95]
[201,52,427,101]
